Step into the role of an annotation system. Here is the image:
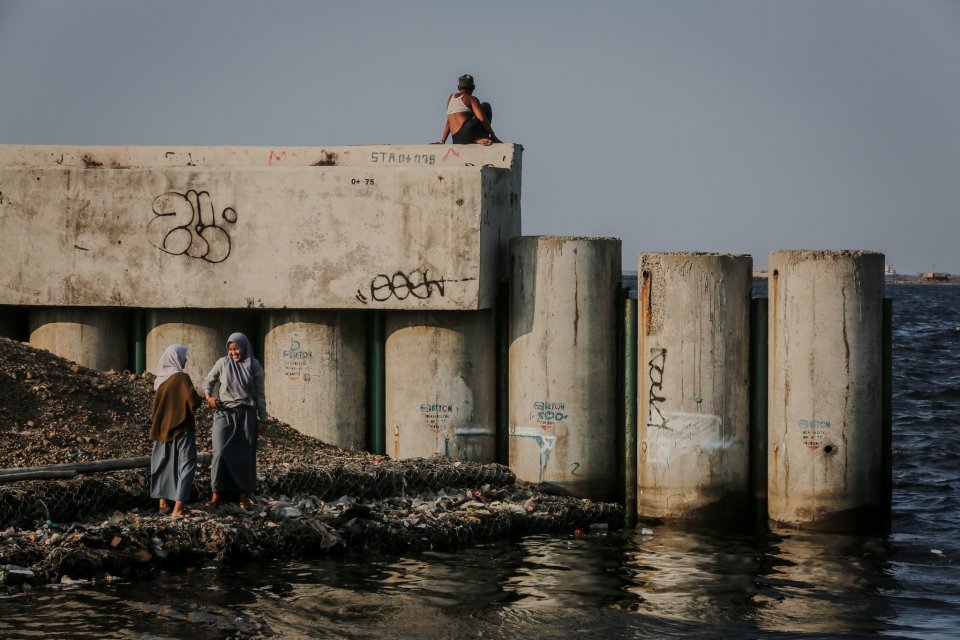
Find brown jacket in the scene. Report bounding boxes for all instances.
[150,372,202,442]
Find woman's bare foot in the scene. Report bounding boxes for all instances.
[159,499,171,515]
[170,500,186,518]
[238,493,248,510]
[204,492,220,508]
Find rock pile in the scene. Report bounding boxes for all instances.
[0,337,622,591]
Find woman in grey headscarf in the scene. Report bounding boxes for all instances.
[150,344,203,518]
[203,332,268,509]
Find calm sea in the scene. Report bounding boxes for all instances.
[1,284,957,639]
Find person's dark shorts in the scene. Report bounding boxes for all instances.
[452,118,487,144]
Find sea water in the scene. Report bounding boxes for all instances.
[1,284,958,639]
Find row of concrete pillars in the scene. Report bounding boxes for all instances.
[0,241,890,535]
[632,250,889,535]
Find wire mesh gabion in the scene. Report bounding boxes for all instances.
[0,334,625,591]
[0,457,622,590]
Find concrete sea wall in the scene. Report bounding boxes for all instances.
[0,144,891,533]
[0,164,510,310]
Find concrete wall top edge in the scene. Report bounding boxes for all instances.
[769,249,884,260]
[511,235,621,243]
[638,251,752,259]
[0,143,522,169]
[2,165,507,177]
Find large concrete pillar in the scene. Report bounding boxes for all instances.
[508,236,621,500]
[264,311,366,450]
[29,308,129,371]
[637,253,752,525]
[145,310,255,392]
[768,250,885,533]
[385,310,496,461]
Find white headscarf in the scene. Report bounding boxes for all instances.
[154,344,188,390]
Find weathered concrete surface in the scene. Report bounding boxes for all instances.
[0,143,521,171]
[768,250,885,533]
[385,310,496,462]
[0,166,511,310]
[509,236,621,500]
[637,253,752,525]
[29,308,129,371]
[0,143,523,257]
[264,311,367,450]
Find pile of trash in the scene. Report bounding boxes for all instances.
[0,338,623,591]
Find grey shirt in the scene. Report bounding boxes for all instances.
[203,358,268,422]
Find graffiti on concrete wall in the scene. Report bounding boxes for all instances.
[420,403,456,432]
[370,151,436,165]
[530,401,568,428]
[646,347,668,428]
[148,190,237,263]
[796,419,833,450]
[511,426,558,483]
[281,339,314,382]
[356,269,475,304]
[511,399,572,482]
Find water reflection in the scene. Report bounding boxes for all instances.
[619,524,903,636]
[755,530,897,635]
[622,527,767,627]
[0,528,952,639]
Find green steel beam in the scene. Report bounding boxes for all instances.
[367,311,386,455]
[623,296,638,530]
[750,297,769,532]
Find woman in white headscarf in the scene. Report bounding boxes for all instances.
[150,344,203,518]
[202,332,268,509]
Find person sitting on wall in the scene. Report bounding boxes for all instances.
[438,74,501,145]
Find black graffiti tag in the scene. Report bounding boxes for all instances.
[356,269,455,304]
[148,190,237,263]
[647,348,668,428]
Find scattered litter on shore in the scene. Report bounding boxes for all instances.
[0,337,622,591]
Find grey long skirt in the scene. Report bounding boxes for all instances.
[211,405,258,495]
[150,431,197,502]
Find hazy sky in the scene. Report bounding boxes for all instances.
[2,0,958,274]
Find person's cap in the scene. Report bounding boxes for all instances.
[458,74,475,89]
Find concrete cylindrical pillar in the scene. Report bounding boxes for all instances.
[509,236,621,500]
[146,310,255,392]
[385,310,496,462]
[29,308,129,371]
[264,311,366,450]
[768,250,885,533]
[637,253,752,524]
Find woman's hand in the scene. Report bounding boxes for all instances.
[206,396,219,410]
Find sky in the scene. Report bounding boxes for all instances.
[1,0,958,274]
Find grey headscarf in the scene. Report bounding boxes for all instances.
[220,332,259,402]
[154,344,188,390]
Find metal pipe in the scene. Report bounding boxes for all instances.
[0,453,213,483]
